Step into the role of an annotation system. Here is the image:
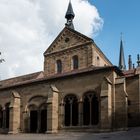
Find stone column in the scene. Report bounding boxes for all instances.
[2,108,6,129]
[89,99,92,126]
[60,101,64,128]
[114,77,128,130]
[0,110,2,128]
[100,77,112,132]
[37,110,41,133]
[8,91,21,134]
[28,112,30,133]
[46,85,59,134]
[78,100,83,126]
[23,111,29,133]
[70,102,72,126]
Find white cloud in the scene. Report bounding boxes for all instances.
[0,0,103,80]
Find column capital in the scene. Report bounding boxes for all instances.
[78,100,83,103]
[2,107,6,111]
[78,97,83,103]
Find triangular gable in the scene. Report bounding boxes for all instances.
[44,26,93,55]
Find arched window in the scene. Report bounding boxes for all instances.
[56,59,62,73]
[0,106,3,128]
[72,55,78,70]
[64,94,78,126]
[83,92,99,125]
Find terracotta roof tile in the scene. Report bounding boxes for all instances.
[123,67,140,77]
[0,66,122,90]
[0,71,44,88]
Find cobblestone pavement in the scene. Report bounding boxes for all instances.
[0,127,140,140]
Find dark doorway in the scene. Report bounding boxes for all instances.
[83,96,90,125]
[30,110,38,133]
[72,98,78,126]
[5,103,10,129]
[65,99,71,126]
[40,110,47,133]
[92,95,99,125]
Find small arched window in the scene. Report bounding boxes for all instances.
[56,59,62,73]
[72,55,78,70]
[97,56,100,66]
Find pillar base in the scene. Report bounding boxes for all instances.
[46,130,58,134]
[112,127,128,131]
[8,130,19,134]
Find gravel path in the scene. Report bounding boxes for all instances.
[0,127,140,140]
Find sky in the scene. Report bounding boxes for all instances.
[0,0,140,80]
[90,0,140,67]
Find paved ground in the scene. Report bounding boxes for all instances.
[0,127,140,140]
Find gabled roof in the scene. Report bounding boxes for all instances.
[44,26,93,55]
[43,26,112,66]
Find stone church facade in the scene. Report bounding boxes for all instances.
[0,1,140,134]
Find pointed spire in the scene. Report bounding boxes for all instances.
[119,34,126,70]
[128,55,132,70]
[65,0,75,29]
[137,54,140,67]
[133,63,135,69]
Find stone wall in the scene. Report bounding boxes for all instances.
[0,69,117,133]
[114,77,128,130]
[44,43,111,76]
[126,75,140,126]
[92,45,111,67]
[44,45,92,76]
